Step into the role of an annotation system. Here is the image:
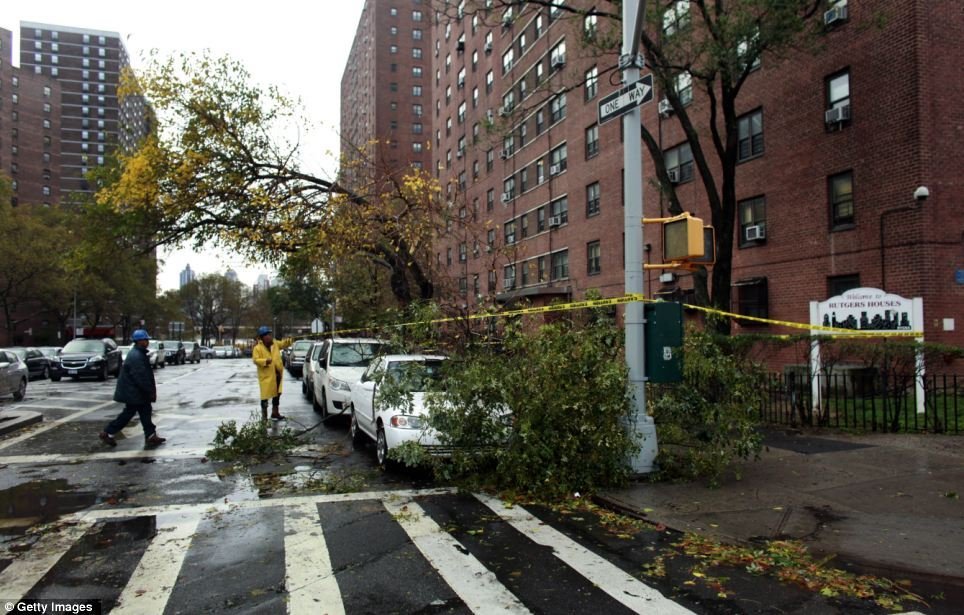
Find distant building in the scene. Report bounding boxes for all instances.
[256,274,271,292]
[179,264,196,288]
[225,268,239,283]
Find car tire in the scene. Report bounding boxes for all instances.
[301,380,307,398]
[320,390,331,421]
[41,365,50,380]
[13,378,26,401]
[98,363,108,382]
[350,408,367,448]
[50,374,61,382]
[376,426,391,467]
[312,390,323,414]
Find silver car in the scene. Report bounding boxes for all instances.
[0,349,29,401]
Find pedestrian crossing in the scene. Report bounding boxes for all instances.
[0,488,693,615]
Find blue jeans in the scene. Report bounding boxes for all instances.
[105,404,156,438]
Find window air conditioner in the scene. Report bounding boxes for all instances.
[486,245,493,253]
[824,104,851,124]
[484,41,493,53]
[457,77,465,89]
[745,224,766,241]
[549,163,561,175]
[548,215,563,227]
[456,149,463,158]
[498,105,511,117]
[500,149,510,160]
[823,5,848,26]
[551,56,565,69]
[667,169,681,184]
[658,98,673,117]
[501,192,511,203]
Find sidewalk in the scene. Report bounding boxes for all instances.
[600,430,964,586]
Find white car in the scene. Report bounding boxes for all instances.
[0,349,29,401]
[348,354,447,466]
[312,338,388,420]
[301,341,326,401]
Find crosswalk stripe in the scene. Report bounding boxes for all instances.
[0,447,211,465]
[0,400,115,451]
[0,521,92,600]
[384,498,531,615]
[285,503,345,615]
[475,493,695,615]
[111,512,200,615]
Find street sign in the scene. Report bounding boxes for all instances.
[598,74,654,125]
[311,318,324,334]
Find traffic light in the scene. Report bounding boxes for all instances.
[662,215,705,261]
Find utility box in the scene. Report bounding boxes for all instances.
[644,302,683,383]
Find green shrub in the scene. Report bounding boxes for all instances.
[207,412,299,462]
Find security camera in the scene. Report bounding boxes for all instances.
[914,186,929,202]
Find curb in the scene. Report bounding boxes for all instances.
[0,410,43,436]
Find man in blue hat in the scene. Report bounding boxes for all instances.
[99,329,166,447]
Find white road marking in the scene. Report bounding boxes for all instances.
[0,520,92,600]
[474,493,694,615]
[384,498,531,615]
[157,367,203,384]
[112,512,200,615]
[284,502,345,615]
[8,404,107,411]
[0,400,116,451]
[0,447,212,465]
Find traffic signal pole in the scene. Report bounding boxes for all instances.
[621,0,658,473]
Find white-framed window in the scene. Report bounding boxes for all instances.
[662,1,691,36]
[585,66,598,100]
[550,143,568,171]
[502,48,514,74]
[550,93,567,123]
[675,71,693,105]
[550,41,566,68]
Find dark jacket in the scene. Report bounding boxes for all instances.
[114,345,156,405]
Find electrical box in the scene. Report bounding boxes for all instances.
[662,216,705,261]
[644,301,683,383]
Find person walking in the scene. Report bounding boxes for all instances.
[99,329,166,447]
[252,326,292,422]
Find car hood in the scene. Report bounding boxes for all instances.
[60,352,105,360]
[327,366,366,383]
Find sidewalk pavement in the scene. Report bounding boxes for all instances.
[599,430,964,587]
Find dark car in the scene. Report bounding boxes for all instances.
[37,347,64,381]
[162,340,186,365]
[4,347,51,380]
[182,342,202,364]
[285,339,315,377]
[59,338,122,381]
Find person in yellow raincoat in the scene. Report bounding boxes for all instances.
[252,325,293,421]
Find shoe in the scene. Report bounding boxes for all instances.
[270,414,286,421]
[146,433,167,445]
[99,431,117,447]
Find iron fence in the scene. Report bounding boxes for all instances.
[759,372,962,434]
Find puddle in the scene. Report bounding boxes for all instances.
[202,397,257,408]
[0,479,98,527]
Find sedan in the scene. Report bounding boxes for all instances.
[348,354,448,467]
[199,346,215,359]
[182,342,202,364]
[4,347,50,380]
[162,340,186,365]
[0,349,28,400]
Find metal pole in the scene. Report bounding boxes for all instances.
[622,0,657,473]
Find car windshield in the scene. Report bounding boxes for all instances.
[6,348,26,359]
[330,343,383,367]
[63,340,105,353]
[292,341,313,352]
[163,341,179,348]
[148,341,160,349]
[385,359,445,391]
[39,348,60,357]
[183,342,195,349]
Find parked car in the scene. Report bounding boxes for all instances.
[199,346,215,359]
[4,347,51,380]
[302,341,327,401]
[214,345,233,358]
[182,342,202,364]
[348,354,447,466]
[312,338,388,420]
[147,340,165,368]
[59,337,122,381]
[232,346,242,358]
[37,346,64,381]
[0,349,28,401]
[285,339,315,377]
[162,340,186,365]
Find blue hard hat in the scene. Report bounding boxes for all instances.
[132,329,151,341]
[257,325,272,337]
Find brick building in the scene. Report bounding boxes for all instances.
[340,0,433,190]
[418,0,961,350]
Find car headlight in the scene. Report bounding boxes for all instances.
[89,356,104,363]
[329,378,351,392]
[390,415,423,429]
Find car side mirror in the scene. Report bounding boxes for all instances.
[318,357,327,368]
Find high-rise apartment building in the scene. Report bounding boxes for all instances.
[179,264,196,288]
[424,0,962,349]
[340,0,432,190]
[18,21,151,199]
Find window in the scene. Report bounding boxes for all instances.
[537,256,547,282]
[550,143,568,172]
[473,274,480,295]
[738,196,766,246]
[550,41,566,68]
[42,186,51,196]
[504,265,516,289]
[584,14,598,39]
[521,260,530,286]
[503,176,516,200]
[586,182,601,216]
[98,47,106,58]
[413,29,423,40]
[413,142,423,152]
[550,93,567,123]
[486,70,494,93]
[537,206,546,232]
[484,32,493,53]
[390,45,398,54]
[459,243,467,262]
[412,10,423,21]
[487,228,496,248]
[827,274,860,298]
[487,188,494,210]
[412,122,423,134]
[551,250,569,280]
[737,29,761,72]
[502,48,514,74]
[412,85,422,96]
[390,7,397,15]
[664,142,694,183]
[390,26,398,35]
[413,47,423,58]
[733,277,768,320]
[521,211,529,237]
[472,86,479,108]
[412,66,423,77]
[737,109,764,161]
[585,124,599,158]
[535,110,545,135]
[587,241,601,275]
[488,270,497,292]
[585,66,598,100]
[550,196,569,225]
[675,72,693,105]
[662,1,691,36]
[827,70,850,110]
[520,167,529,192]
[829,170,854,228]
[486,149,495,172]
[413,103,423,116]
[504,220,516,244]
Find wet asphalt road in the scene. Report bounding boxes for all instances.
[0,361,938,614]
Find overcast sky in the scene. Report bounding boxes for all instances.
[2,0,365,291]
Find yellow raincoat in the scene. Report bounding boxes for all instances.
[252,338,292,400]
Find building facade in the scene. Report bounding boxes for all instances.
[421,0,961,349]
[340,0,433,190]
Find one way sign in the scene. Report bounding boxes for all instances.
[597,74,654,125]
